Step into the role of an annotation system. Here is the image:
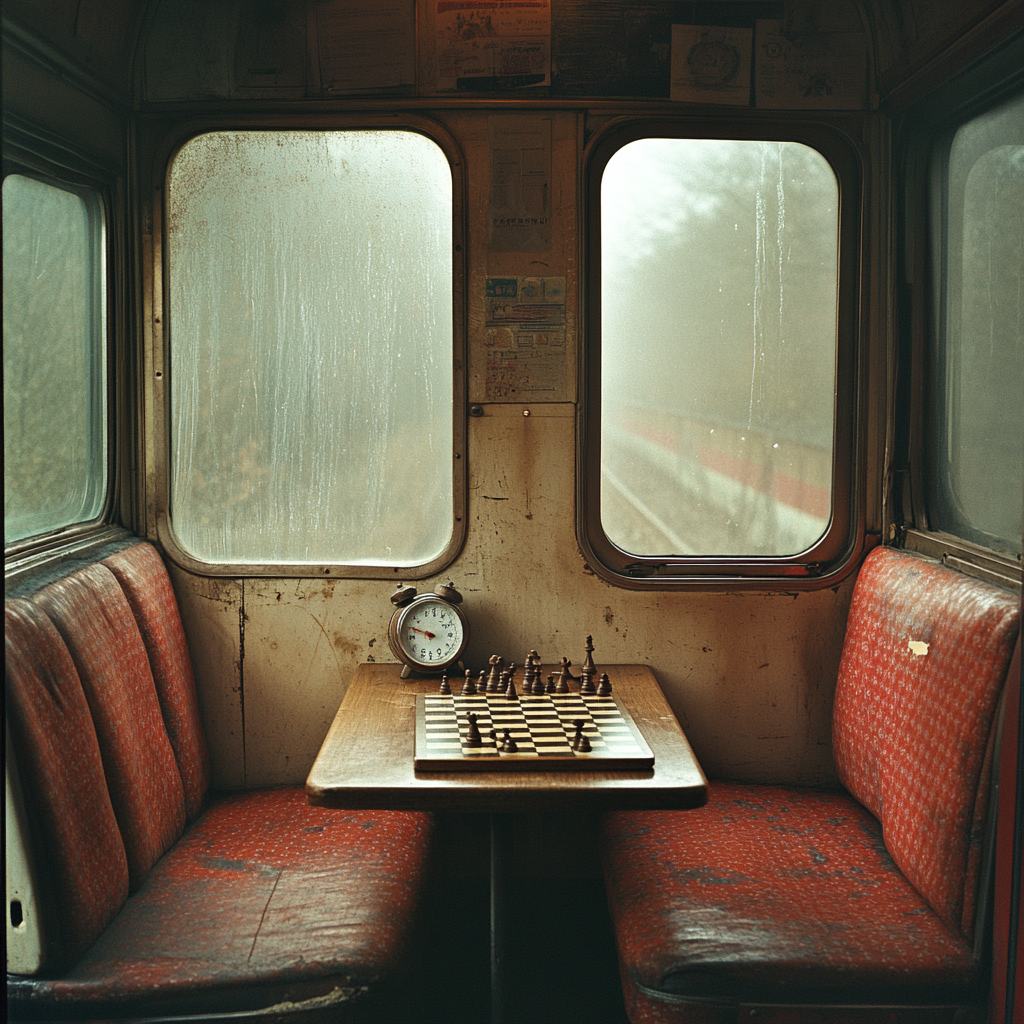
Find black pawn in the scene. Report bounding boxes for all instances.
[439,673,451,695]
[571,719,585,751]
[596,672,612,697]
[479,669,488,693]
[505,674,518,700]
[556,658,574,692]
[486,655,503,692]
[545,673,556,694]
[554,668,569,694]
[577,732,592,753]
[465,713,482,747]
[501,729,518,753]
[462,670,476,696]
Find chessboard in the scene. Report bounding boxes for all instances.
[414,691,655,771]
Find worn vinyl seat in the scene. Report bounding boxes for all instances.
[601,546,1020,1023]
[6,541,433,1021]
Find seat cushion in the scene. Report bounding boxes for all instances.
[602,783,979,1010]
[832,546,1019,938]
[8,788,434,1019]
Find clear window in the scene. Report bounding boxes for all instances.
[166,130,456,568]
[927,93,1023,558]
[3,174,107,545]
[584,132,849,582]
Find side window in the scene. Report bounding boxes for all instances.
[583,129,856,584]
[3,173,107,546]
[165,130,457,570]
[927,92,1023,558]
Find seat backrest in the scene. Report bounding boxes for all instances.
[5,599,129,970]
[103,543,211,820]
[833,545,1020,941]
[6,540,211,973]
[32,561,187,890]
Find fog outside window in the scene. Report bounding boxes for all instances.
[600,139,839,557]
[3,174,106,545]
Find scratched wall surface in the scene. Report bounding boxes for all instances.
[170,401,852,790]
[163,108,853,792]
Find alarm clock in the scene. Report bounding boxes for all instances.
[387,581,469,679]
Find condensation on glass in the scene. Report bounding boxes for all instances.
[928,92,1023,557]
[167,131,454,566]
[600,139,839,557]
[3,174,107,544]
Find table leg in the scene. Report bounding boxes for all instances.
[490,812,513,1024]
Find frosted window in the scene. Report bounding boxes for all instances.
[928,93,1023,557]
[600,139,838,557]
[167,131,454,566]
[3,174,106,544]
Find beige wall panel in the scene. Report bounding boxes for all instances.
[242,578,390,788]
[167,566,244,790]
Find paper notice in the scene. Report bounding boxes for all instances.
[484,277,566,400]
[755,20,867,109]
[489,115,551,253]
[436,0,551,92]
[670,25,752,105]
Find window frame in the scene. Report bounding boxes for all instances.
[896,43,1024,591]
[2,118,115,560]
[150,115,467,579]
[578,116,865,589]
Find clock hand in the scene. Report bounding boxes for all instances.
[409,626,436,639]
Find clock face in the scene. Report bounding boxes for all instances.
[398,597,465,668]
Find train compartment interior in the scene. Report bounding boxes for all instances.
[4,1,1022,1022]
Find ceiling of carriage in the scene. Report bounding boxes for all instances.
[1,0,1017,113]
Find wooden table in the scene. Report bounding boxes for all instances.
[307,663,707,812]
[306,663,707,1024]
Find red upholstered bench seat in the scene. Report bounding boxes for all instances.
[603,785,979,1010]
[6,540,433,1021]
[601,547,1020,1022]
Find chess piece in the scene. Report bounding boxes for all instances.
[486,655,504,693]
[500,728,518,753]
[524,650,541,691]
[465,713,482,747]
[439,673,451,695]
[555,658,572,693]
[532,671,546,695]
[545,673,556,694]
[462,670,476,696]
[479,669,488,693]
[505,673,518,700]
[596,672,612,697]
[580,636,597,694]
[571,719,585,751]
[577,731,592,753]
